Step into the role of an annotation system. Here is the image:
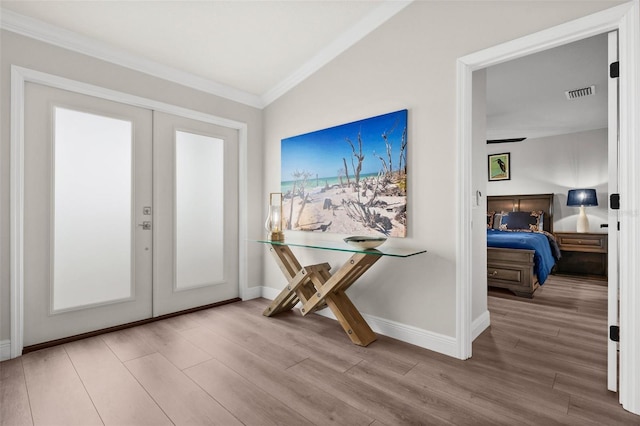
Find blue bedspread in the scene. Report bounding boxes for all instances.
[487,229,558,284]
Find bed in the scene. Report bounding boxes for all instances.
[486,193,560,298]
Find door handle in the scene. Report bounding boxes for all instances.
[137,221,151,230]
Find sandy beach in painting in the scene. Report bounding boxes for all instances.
[280,109,408,238]
[282,173,406,237]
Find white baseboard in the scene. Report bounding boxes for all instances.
[241,285,263,301]
[259,285,458,358]
[471,310,491,341]
[0,340,11,361]
[261,285,285,301]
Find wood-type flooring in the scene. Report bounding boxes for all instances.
[2,274,639,425]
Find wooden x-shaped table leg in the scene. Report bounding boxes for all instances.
[263,244,381,346]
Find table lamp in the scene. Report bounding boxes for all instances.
[567,189,598,233]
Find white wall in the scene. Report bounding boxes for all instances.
[472,70,489,328]
[0,30,265,342]
[486,128,609,233]
[262,1,620,346]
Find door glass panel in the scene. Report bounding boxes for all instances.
[53,107,133,311]
[175,131,224,290]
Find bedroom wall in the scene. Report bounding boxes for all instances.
[262,1,621,349]
[0,30,265,344]
[486,128,609,233]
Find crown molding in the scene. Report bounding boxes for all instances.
[0,9,265,109]
[260,0,414,106]
[1,1,413,110]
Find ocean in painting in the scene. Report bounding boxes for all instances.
[280,110,408,237]
[281,172,380,195]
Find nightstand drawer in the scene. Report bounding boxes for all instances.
[554,232,608,277]
[555,233,607,253]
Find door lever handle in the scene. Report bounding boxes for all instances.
[137,221,151,230]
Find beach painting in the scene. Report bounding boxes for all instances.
[281,109,408,237]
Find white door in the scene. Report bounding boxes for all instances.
[23,83,153,346]
[23,84,240,347]
[607,30,620,392]
[152,111,239,316]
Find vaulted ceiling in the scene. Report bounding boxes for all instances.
[1,1,608,138]
[0,0,410,107]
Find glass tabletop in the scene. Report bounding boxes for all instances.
[254,238,426,258]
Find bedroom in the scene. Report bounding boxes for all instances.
[476,30,613,398]
[483,32,610,298]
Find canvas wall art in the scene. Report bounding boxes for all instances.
[281,109,408,237]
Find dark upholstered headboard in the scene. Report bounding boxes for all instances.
[487,193,554,233]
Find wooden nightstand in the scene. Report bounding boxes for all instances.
[554,232,608,278]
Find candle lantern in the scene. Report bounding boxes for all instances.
[265,192,284,241]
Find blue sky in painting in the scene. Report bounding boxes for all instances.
[281,109,408,181]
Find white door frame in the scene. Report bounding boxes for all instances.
[456,0,640,415]
[10,65,249,358]
[607,30,620,392]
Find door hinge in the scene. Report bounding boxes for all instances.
[610,325,620,342]
[610,61,619,78]
[610,193,620,210]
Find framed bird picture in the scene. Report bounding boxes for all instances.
[488,153,510,181]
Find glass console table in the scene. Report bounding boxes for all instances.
[256,239,426,346]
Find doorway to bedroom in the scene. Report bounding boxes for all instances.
[460,2,640,415]
[472,31,617,399]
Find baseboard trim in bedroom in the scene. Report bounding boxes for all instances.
[0,340,11,361]
[471,310,491,341]
[260,285,458,358]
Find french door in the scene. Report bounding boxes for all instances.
[152,111,239,316]
[23,82,238,347]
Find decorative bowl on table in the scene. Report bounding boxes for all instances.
[343,236,387,249]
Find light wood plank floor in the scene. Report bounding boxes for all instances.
[2,275,639,425]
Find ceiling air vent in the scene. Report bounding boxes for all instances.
[565,85,596,100]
